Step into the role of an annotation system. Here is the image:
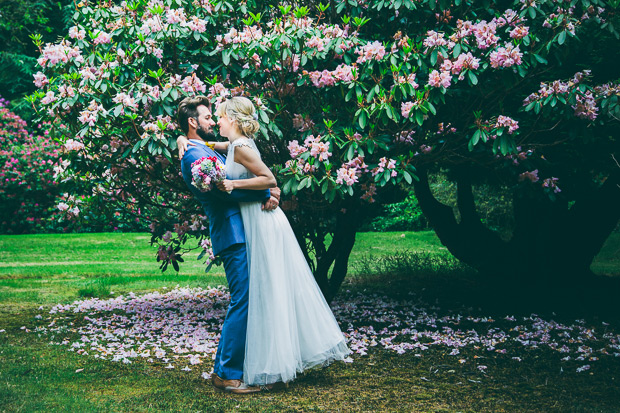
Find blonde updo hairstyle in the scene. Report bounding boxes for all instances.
[215,96,260,137]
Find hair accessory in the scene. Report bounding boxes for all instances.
[252,112,259,121]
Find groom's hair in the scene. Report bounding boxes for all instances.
[177,96,211,134]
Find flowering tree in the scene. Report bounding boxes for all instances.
[0,97,150,233]
[29,0,619,300]
[0,98,61,233]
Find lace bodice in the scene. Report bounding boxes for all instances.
[225,138,261,180]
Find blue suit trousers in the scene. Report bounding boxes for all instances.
[213,242,249,380]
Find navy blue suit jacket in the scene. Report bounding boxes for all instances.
[180,141,269,255]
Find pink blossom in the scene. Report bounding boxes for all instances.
[141,17,165,35]
[77,100,107,127]
[287,140,307,158]
[33,72,48,88]
[490,43,523,68]
[37,40,83,68]
[166,8,187,24]
[335,166,359,186]
[58,84,75,98]
[452,52,480,74]
[373,157,397,177]
[180,74,207,95]
[542,177,561,193]
[394,73,418,89]
[309,138,331,161]
[64,139,85,151]
[68,26,86,40]
[162,231,173,243]
[93,30,112,45]
[306,36,329,51]
[395,130,415,145]
[495,115,519,134]
[332,64,356,83]
[427,70,451,88]
[183,16,207,33]
[360,183,376,202]
[41,91,57,105]
[308,70,335,88]
[472,21,499,49]
[510,25,529,39]
[572,91,598,120]
[518,170,539,183]
[423,31,448,48]
[113,92,137,108]
[356,41,386,63]
[401,102,415,118]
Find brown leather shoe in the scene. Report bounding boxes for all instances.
[211,374,261,394]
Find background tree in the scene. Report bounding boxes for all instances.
[0,0,74,118]
[27,0,619,301]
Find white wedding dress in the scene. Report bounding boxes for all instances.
[226,137,351,386]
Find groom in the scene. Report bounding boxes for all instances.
[177,96,279,394]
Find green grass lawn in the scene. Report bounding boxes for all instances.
[1,231,619,412]
[0,231,451,310]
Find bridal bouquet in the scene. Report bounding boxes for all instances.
[190,156,226,192]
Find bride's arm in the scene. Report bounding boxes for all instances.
[217,145,276,191]
[211,141,228,152]
[176,136,228,158]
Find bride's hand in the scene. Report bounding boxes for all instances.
[217,179,235,193]
[177,135,195,160]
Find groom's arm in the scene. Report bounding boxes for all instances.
[211,187,271,203]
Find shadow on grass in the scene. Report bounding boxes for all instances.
[349,251,620,323]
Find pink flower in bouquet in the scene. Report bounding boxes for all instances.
[190,156,226,192]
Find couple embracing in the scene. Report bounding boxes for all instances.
[176,96,350,394]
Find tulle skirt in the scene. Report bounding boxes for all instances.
[239,202,351,386]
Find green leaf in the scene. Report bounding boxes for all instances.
[282,178,294,194]
[558,30,567,45]
[347,144,356,160]
[297,177,310,190]
[499,136,509,156]
[358,111,367,129]
[430,49,438,66]
[403,170,412,184]
[467,70,478,85]
[415,110,424,126]
[452,43,461,58]
[533,54,547,64]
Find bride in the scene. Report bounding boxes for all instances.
[186,96,350,387]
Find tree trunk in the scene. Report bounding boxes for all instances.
[313,209,359,303]
[413,167,620,298]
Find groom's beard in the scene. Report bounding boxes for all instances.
[196,125,216,141]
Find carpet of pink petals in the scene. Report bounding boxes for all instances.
[24,286,620,379]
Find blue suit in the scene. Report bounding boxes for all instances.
[180,140,269,380]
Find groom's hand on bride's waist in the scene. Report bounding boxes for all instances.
[262,196,279,211]
[261,187,279,211]
[269,186,281,201]
[261,186,280,211]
